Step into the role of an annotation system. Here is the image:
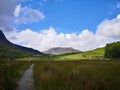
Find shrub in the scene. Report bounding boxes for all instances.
[104,42,120,59]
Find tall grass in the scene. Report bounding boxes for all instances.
[0,60,30,90]
[33,60,120,90]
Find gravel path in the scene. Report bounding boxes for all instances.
[16,64,34,90]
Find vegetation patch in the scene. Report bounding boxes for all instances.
[33,60,120,90]
[16,54,52,61]
[0,44,32,59]
[0,60,30,90]
[105,42,120,59]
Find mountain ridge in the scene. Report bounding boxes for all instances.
[43,47,81,55]
[0,30,42,58]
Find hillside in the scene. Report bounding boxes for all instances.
[0,30,42,59]
[0,43,32,58]
[54,47,105,60]
[43,47,80,55]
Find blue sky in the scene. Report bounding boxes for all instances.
[0,0,120,51]
[17,0,120,33]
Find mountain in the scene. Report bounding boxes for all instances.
[43,47,80,55]
[0,30,42,58]
[0,30,11,44]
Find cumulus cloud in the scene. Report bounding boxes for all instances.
[0,0,20,32]
[6,14,120,52]
[96,14,120,40]
[14,5,45,24]
[6,27,99,51]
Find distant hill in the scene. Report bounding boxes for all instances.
[0,30,42,59]
[43,47,80,55]
[53,47,105,60]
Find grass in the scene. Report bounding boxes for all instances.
[0,44,32,59]
[0,60,31,90]
[16,57,41,61]
[33,60,120,90]
[54,47,105,60]
[16,54,53,61]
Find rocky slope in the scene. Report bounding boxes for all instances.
[43,47,80,55]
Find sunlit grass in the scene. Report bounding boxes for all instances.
[33,60,120,90]
[16,57,40,61]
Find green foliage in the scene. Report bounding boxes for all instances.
[33,61,120,90]
[105,42,120,59]
[0,61,30,90]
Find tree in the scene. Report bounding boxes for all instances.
[104,42,120,59]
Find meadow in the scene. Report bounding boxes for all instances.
[33,60,120,90]
[0,60,30,90]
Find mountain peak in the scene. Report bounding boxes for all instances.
[0,30,42,55]
[0,30,10,44]
[43,47,80,55]
[0,30,6,39]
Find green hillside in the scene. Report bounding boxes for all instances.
[0,44,32,59]
[54,47,105,60]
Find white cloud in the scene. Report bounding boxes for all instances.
[96,14,120,40]
[14,6,45,24]
[4,28,100,51]
[0,0,45,31]
[13,4,21,17]
[6,14,120,52]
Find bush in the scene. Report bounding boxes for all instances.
[104,42,120,59]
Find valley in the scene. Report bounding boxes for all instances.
[0,0,120,89]
[0,30,120,90]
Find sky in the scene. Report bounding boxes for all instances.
[0,0,120,51]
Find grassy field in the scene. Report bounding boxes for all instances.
[33,60,120,90]
[54,47,105,60]
[0,60,31,90]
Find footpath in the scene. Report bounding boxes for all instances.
[16,64,34,90]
